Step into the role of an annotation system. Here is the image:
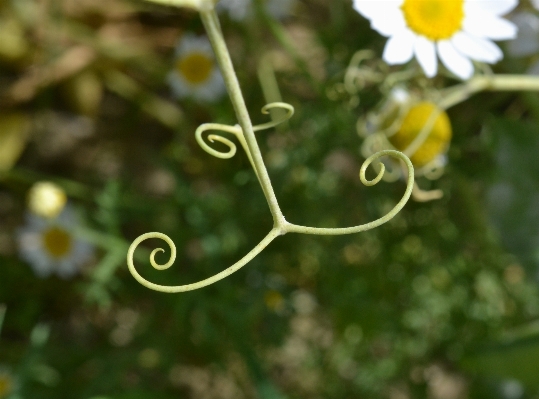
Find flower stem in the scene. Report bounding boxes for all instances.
[439,74,539,110]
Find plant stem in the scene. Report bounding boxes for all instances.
[200,7,286,228]
[126,1,415,293]
[439,74,539,110]
[0,304,6,336]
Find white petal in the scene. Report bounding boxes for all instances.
[465,0,517,16]
[382,29,415,64]
[414,36,437,78]
[369,7,406,37]
[175,34,213,58]
[73,240,94,264]
[463,13,518,40]
[192,69,226,103]
[353,0,402,20]
[533,0,539,12]
[507,12,539,57]
[352,0,377,19]
[451,32,502,63]
[56,260,79,279]
[167,73,189,99]
[437,40,474,80]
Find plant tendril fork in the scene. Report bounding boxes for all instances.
[127,0,415,293]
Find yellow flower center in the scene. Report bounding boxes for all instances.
[389,102,452,167]
[42,226,72,258]
[176,52,213,85]
[401,0,465,40]
[0,374,13,397]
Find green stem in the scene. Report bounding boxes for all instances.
[0,304,6,336]
[200,7,285,227]
[439,74,539,110]
[259,9,322,95]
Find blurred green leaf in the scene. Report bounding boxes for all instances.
[461,335,539,390]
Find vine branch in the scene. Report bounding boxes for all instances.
[127,1,416,293]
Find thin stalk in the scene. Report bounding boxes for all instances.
[257,7,322,95]
[0,305,6,336]
[439,75,539,110]
[200,7,285,227]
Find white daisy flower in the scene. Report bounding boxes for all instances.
[217,0,296,21]
[17,205,94,279]
[353,0,519,80]
[167,34,226,103]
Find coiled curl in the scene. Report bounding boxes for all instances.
[195,102,294,161]
[127,232,177,288]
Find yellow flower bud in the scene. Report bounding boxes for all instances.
[27,181,67,219]
[389,102,451,167]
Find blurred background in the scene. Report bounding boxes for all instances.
[1,0,539,398]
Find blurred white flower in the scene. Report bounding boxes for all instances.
[167,34,226,103]
[217,0,296,21]
[500,379,524,399]
[508,11,539,74]
[17,205,94,279]
[353,0,518,79]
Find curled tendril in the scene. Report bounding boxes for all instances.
[420,157,446,181]
[358,149,414,222]
[252,102,294,132]
[127,229,280,293]
[195,123,241,159]
[127,232,177,288]
[127,150,414,292]
[360,150,413,188]
[412,183,444,202]
[195,102,294,161]
[286,150,414,236]
[360,158,385,186]
[344,50,386,94]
